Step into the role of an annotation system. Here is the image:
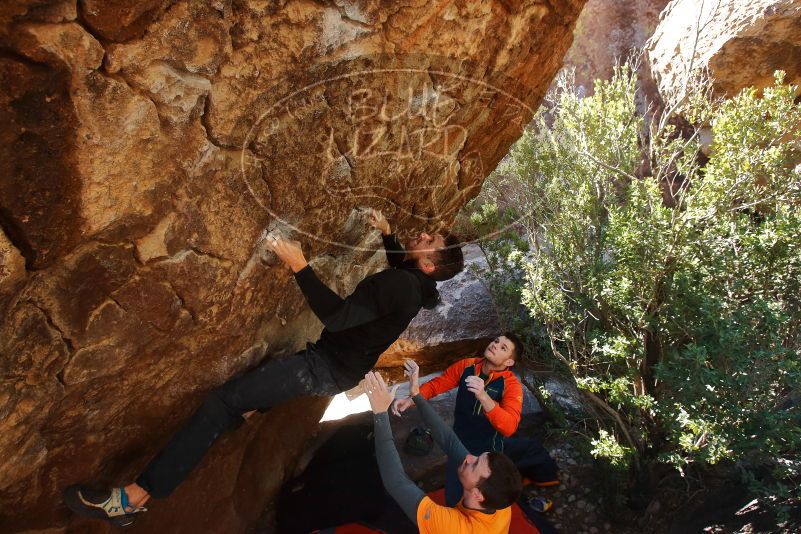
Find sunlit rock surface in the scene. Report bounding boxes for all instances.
[0,1,585,532]
[647,0,801,103]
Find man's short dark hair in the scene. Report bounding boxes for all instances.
[430,233,464,281]
[502,331,524,361]
[477,452,523,510]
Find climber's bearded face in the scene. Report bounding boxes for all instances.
[402,232,446,276]
[404,232,445,260]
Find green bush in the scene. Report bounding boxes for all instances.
[469,66,801,509]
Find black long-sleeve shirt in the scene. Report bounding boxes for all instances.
[292,234,439,388]
[382,233,407,268]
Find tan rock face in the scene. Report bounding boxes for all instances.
[647,0,801,103]
[0,1,585,532]
[0,231,25,291]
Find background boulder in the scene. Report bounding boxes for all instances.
[647,0,801,103]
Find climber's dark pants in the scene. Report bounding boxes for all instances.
[136,345,341,499]
[444,436,559,506]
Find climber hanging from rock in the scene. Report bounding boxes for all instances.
[64,208,464,527]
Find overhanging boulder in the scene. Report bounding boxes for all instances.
[0,1,586,531]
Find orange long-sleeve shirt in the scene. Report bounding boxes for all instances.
[419,358,523,437]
